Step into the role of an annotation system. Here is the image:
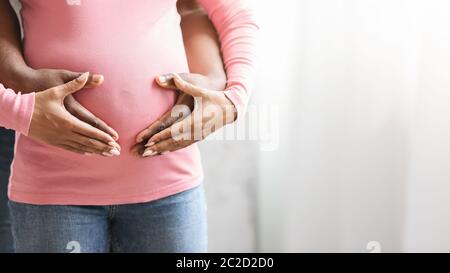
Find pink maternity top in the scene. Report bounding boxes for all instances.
[1,0,258,205]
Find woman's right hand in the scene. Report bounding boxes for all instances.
[28,73,121,157]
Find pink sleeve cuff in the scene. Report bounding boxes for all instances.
[224,85,249,121]
[0,84,35,136]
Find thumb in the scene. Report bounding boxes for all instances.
[56,72,90,97]
[156,73,193,90]
[60,70,104,88]
[156,73,177,89]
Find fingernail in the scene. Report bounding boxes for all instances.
[143,150,157,157]
[145,142,155,148]
[159,75,168,83]
[136,138,143,143]
[159,74,173,84]
[84,153,93,156]
[92,74,104,83]
[102,152,114,157]
[110,149,120,156]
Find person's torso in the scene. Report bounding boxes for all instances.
[20,0,188,141]
[9,0,202,205]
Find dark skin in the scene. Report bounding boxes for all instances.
[134,72,237,157]
[0,0,232,157]
[133,0,237,157]
[0,0,120,155]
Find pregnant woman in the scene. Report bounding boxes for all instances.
[0,0,257,253]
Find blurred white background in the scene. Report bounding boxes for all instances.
[10,0,450,253]
[202,0,450,253]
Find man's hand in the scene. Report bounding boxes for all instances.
[29,73,121,156]
[133,73,235,157]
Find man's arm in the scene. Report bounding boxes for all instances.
[0,0,34,92]
[177,0,226,90]
[2,0,227,92]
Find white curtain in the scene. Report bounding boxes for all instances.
[255,0,450,252]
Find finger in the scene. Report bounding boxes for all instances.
[172,73,207,97]
[145,126,173,147]
[55,72,90,98]
[136,94,194,144]
[136,111,171,143]
[130,143,146,157]
[61,71,104,88]
[57,144,89,155]
[143,137,195,157]
[142,138,172,157]
[71,133,120,155]
[155,73,193,90]
[142,113,198,156]
[66,141,102,155]
[68,115,119,147]
[145,107,200,144]
[156,73,177,89]
[85,74,104,88]
[136,107,189,144]
[67,140,119,157]
[68,99,119,140]
[65,141,111,157]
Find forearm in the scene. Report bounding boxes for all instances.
[0,0,34,93]
[178,0,226,90]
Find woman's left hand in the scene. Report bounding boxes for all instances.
[133,73,236,157]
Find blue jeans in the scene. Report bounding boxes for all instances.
[9,185,208,253]
[0,128,15,253]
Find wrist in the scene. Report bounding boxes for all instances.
[221,93,238,124]
[205,71,227,91]
[5,65,38,93]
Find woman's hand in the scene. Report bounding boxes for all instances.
[133,73,236,157]
[29,73,121,156]
[24,68,119,141]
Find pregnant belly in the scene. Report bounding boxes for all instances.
[24,38,189,148]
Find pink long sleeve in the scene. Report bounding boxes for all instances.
[0,84,35,135]
[198,0,259,119]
